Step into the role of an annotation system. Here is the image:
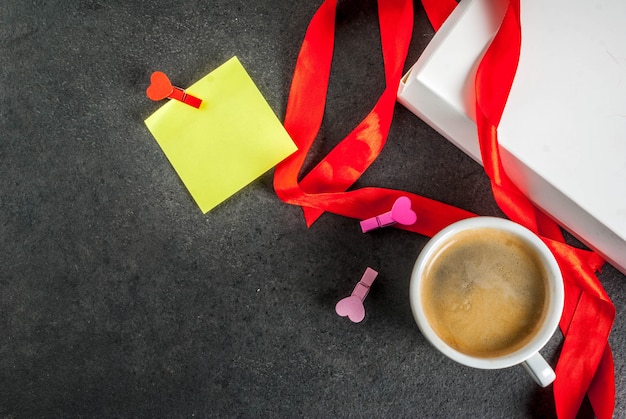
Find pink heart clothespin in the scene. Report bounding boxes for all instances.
[146,71,203,109]
[335,267,378,323]
[360,196,417,233]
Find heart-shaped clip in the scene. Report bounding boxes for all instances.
[146,71,174,101]
[146,71,203,109]
[335,267,378,323]
[390,196,417,225]
[360,196,417,233]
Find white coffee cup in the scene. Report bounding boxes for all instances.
[409,217,564,387]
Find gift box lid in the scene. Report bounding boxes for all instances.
[398,0,626,274]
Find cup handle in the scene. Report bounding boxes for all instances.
[521,352,556,387]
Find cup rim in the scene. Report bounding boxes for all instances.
[409,217,564,370]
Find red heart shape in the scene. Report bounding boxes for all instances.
[146,71,174,101]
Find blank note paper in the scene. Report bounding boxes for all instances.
[145,56,297,213]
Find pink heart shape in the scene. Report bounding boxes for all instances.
[391,196,417,225]
[335,296,366,323]
[146,71,174,101]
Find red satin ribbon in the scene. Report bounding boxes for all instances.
[273,1,615,417]
[474,3,615,417]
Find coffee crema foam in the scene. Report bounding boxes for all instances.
[421,228,549,358]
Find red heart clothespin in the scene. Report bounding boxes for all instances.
[146,71,203,109]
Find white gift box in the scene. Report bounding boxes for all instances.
[398,0,626,274]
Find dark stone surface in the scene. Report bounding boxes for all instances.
[1,1,624,417]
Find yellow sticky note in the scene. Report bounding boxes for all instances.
[145,56,297,213]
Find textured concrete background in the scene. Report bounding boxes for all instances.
[1,0,624,417]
